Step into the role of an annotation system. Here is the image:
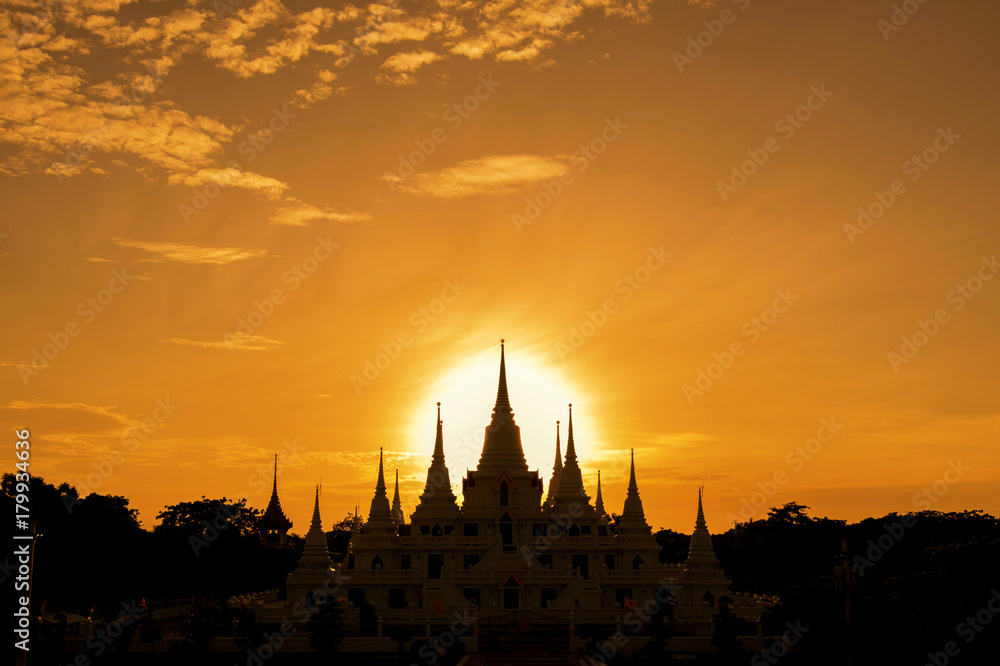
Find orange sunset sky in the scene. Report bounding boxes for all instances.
[2,0,998,534]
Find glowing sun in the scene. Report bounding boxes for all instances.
[409,342,599,492]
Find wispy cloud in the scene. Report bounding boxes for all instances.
[376,49,444,85]
[0,401,140,443]
[160,334,284,351]
[387,154,571,198]
[268,199,373,226]
[112,238,270,265]
[166,168,290,199]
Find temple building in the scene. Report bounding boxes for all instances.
[259,455,293,547]
[323,341,764,641]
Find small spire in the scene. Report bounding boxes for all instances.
[619,448,650,535]
[628,448,639,495]
[310,484,322,530]
[551,403,590,507]
[554,421,562,469]
[392,469,405,526]
[260,453,292,541]
[545,420,563,505]
[696,484,707,530]
[687,486,720,566]
[367,447,395,531]
[271,454,278,496]
[595,470,607,521]
[414,402,459,516]
[376,447,386,493]
[564,404,578,467]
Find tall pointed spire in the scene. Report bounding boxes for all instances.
[695,485,707,531]
[595,470,608,523]
[260,453,292,546]
[552,404,591,507]
[544,421,563,505]
[432,402,445,464]
[413,403,459,523]
[619,448,651,535]
[687,485,720,565]
[367,447,395,533]
[565,404,578,466]
[391,469,404,526]
[477,341,528,472]
[491,339,514,425]
[628,448,639,495]
[310,483,322,530]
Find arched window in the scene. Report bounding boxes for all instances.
[432,523,443,536]
[703,589,715,607]
[371,555,383,570]
[569,524,580,537]
[500,481,509,506]
[632,554,643,570]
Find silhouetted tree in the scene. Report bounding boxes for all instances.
[326,511,357,559]
[606,513,621,535]
[767,502,812,525]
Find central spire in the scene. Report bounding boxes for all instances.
[490,339,515,426]
[476,340,528,473]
